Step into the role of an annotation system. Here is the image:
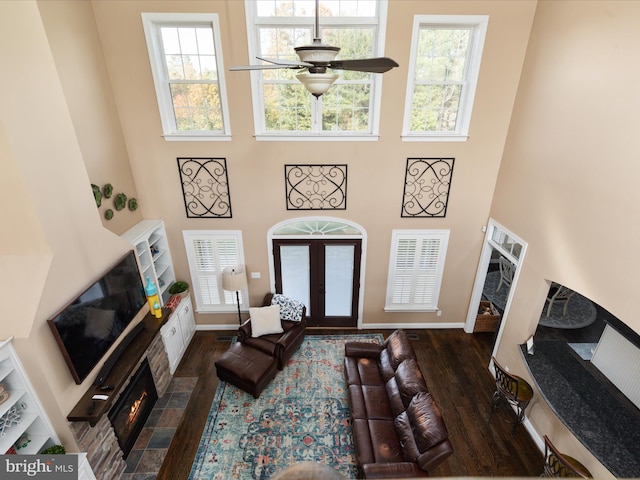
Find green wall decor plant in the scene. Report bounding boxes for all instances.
[91,182,139,220]
[91,184,102,207]
[114,193,127,211]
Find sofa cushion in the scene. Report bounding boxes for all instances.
[353,418,404,465]
[395,359,429,408]
[344,356,384,386]
[394,411,421,462]
[385,330,417,370]
[250,305,283,338]
[384,377,406,418]
[407,392,449,452]
[271,294,304,322]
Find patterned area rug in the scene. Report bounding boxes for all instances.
[189,334,383,480]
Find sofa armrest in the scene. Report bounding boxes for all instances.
[362,462,429,479]
[417,439,454,472]
[345,342,385,358]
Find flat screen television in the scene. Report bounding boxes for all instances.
[48,251,146,384]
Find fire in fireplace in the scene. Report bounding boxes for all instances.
[108,359,158,458]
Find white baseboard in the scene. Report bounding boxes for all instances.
[196,322,466,331]
[359,322,465,330]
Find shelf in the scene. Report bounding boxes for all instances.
[0,389,26,419]
[0,364,13,383]
[122,219,175,309]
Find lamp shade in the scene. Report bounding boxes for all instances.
[296,72,338,98]
[222,266,247,292]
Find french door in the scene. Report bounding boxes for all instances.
[273,239,361,327]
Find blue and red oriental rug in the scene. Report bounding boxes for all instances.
[189,334,383,480]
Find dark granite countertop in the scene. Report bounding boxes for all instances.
[520,340,640,477]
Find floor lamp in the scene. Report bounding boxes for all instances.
[222,266,247,325]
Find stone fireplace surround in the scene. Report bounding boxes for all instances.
[68,313,172,480]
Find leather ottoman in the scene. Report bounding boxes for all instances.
[214,343,278,398]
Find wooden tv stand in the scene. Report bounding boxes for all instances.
[67,309,170,426]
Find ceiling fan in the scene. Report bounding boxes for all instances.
[230,0,399,98]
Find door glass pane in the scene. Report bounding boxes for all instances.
[325,245,354,316]
[280,245,310,314]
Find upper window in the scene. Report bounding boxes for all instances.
[142,13,231,141]
[402,15,488,142]
[385,230,449,311]
[243,0,389,140]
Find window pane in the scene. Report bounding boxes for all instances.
[280,245,311,314]
[410,84,461,132]
[264,83,311,131]
[170,83,223,131]
[416,28,470,82]
[325,245,354,316]
[322,84,370,131]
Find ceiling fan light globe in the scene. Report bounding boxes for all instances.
[296,72,339,97]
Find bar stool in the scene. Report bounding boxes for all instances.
[542,435,591,478]
[488,356,533,434]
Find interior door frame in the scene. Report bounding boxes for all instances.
[268,217,367,328]
[465,218,527,360]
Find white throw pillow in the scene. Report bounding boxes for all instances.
[250,305,283,338]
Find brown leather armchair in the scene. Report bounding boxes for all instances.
[238,293,307,370]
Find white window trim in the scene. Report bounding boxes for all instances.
[141,13,232,141]
[384,229,450,312]
[242,0,389,141]
[401,15,488,142]
[183,230,246,313]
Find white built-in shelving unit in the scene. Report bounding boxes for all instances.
[122,219,176,306]
[0,337,58,455]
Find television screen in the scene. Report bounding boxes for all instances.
[48,251,146,384]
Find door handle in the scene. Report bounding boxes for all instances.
[319,284,325,294]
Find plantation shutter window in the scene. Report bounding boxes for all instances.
[183,231,245,312]
[385,230,449,311]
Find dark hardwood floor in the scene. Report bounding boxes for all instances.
[157,328,542,479]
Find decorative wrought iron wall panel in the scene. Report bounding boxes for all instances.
[401,157,454,218]
[177,157,232,218]
[285,164,347,210]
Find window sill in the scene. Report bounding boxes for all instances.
[162,134,232,142]
[384,307,439,313]
[255,134,380,142]
[401,134,469,142]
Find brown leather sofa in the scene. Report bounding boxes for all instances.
[238,293,307,370]
[344,330,453,478]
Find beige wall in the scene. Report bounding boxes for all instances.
[490,1,640,477]
[0,1,147,450]
[5,0,636,474]
[91,0,537,326]
[38,1,142,235]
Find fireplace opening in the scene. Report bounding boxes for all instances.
[108,358,158,458]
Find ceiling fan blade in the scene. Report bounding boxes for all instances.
[256,56,314,68]
[328,57,399,73]
[230,64,294,71]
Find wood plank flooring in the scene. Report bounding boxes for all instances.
[157,329,542,479]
